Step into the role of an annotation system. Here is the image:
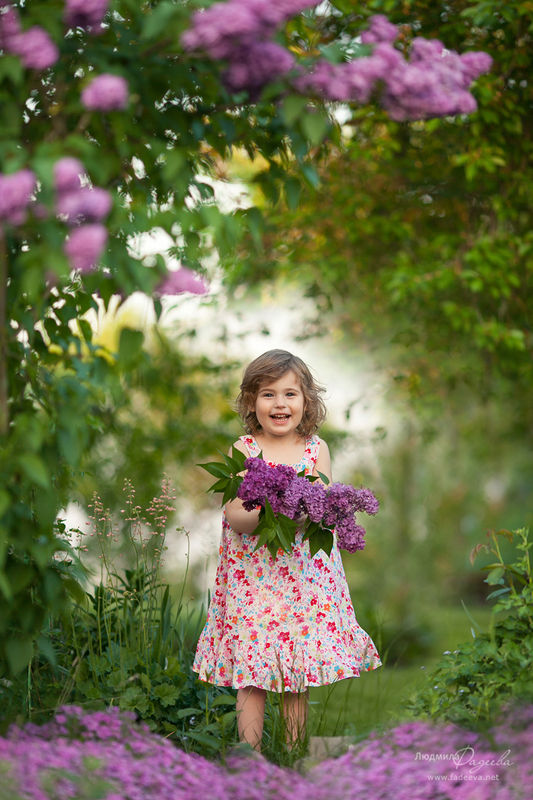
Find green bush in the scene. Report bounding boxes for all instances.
[0,480,238,757]
[405,527,533,727]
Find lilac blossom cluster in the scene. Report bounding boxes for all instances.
[181,0,315,94]
[182,5,491,118]
[301,15,493,119]
[64,0,110,33]
[237,458,379,553]
[0,5,59,70]
[54,156,111,273]
[81,74,129,112]
[0,168,36,226]
[155,266,208,297]
[1,704,532,799]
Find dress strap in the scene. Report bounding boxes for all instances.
[239,434,261,457]
[305,434,321,469]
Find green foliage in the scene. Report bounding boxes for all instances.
[232,0,533,401]
[1,0,347,674]
[405,528,533,727]
[0,481,238,756]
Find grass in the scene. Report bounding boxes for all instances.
[308,603,499,739]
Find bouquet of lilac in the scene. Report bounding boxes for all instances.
[200,448,378,560]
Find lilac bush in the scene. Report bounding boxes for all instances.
[182,8,492,115]
[0,704,531,799]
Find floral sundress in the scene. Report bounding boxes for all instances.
[192,434,381,692]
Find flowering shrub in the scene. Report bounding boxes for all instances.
[183,8,492,115]
[0,0,493,679]
[0,703,531,799]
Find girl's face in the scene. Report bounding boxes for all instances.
[253,370,305,437]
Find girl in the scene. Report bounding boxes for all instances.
[193,350,381,751]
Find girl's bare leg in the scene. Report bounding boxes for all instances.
[236,686,266,751]
[282,689,309,748]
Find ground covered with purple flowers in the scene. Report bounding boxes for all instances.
[1,705,532,799]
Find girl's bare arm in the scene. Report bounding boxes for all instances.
[313,438,333,484]
[224,440,261,534]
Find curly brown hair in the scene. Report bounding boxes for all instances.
[235,350,327,437]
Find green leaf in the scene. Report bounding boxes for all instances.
[309,529,333,558]
[199,462,232,479]
[285,178,301,211]
[0,489,10,519]
[5,637,33,675]
[485,567,505,585]
[118,328,144,362]
[282,95,308,126]
[460,599,485,634]
[153,683,180,707]
[17,454,50,488]
[211,694,237,707]
[185,731,221,749]
[317,471,330,485]
[177,707,202,719]
[301,113,329,146]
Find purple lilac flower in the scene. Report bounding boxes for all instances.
[223,41,295,94]
[238,458,297,512]
[0,7,58,69]
[0,6,21,51]
[56,187,112,224]
[460,50,494,83]
[64,223,108,273]
[336,517,366,553]
[53,157,85,195]
[81,74,129,112]
[182,0,315,60]
[181,0,314,94]
[302,17,491,120]
[360,14,399,45]
[0,168,36,225]
[13,25,59,69]
[354,487,379,516]
[64,0,109,32]
[155,267,208,296]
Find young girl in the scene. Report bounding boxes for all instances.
[193,349,381,751]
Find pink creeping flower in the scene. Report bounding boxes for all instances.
[56,187,112,224]
[156,267,208,296]
[81,74,129,111]
[53,157,86,195]
[64,223,108,273]
[64,0,109,33]
[0,169,36,225]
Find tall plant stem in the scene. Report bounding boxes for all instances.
[0,232,8,437]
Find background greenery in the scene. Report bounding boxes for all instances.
[1,0,532,766]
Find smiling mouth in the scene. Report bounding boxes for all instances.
[270,414,290,421]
